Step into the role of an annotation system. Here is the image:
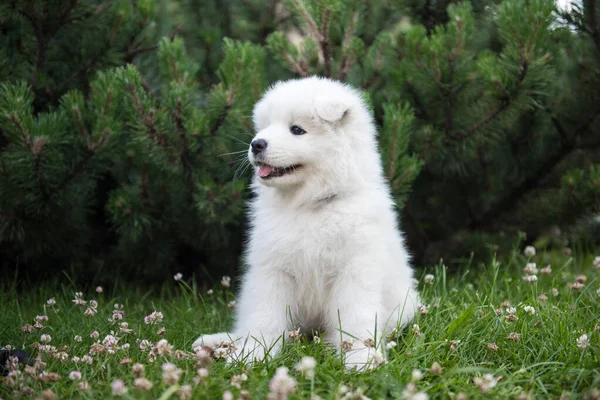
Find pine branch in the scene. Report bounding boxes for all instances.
[127,86,166,147]
[72,106,89,142]
[173,100,195,199]
[209,105,232,138]
[34,153,48,199]
[283,53,309,77]
[292,0,324,42]
[338,11,359,81]
[64,0,111,24]
[362,48,385,90]
[9,0,79,88]
[57,19,119,92]
[386,120,400,182]
[468,108,600,231]
[459,61,528,139]
[140,163,149,201]
[585,0,600,52]
[405,81,429,120]
[54,147,95,196]
[320,7,333,78]
[124,25,180,63]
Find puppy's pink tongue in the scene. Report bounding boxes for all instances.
[258,165,273,177]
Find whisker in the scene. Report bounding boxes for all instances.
[225,135,251,146]
[233,158,251,182]
[219,150,248,157]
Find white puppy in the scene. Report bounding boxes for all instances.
[193,76,419,370]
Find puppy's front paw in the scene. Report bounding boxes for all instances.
[192,332,233,351]
[343,345,384,372]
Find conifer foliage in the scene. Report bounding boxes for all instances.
[0,0,599,279]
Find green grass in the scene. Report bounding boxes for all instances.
[1,249,599,399]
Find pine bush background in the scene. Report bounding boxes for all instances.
[0,0,598,284]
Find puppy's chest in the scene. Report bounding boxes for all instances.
[249,208,349,273]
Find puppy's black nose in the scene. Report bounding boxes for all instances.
[251,139,268,155]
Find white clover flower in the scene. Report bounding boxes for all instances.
[524,246,536,257]
[134,377,153,391]
[40,334,51,343]
[96,286,103,293]
[593,256,600,269]
[69,370,82,380]
[473,374,497,392]
[339,385,349,395]
[430,361,443,375]
[523,306,536,315]
[424,274,434,284]
[46,298,56,306]
[155,339,173,356]
[412,324,422,338]
[386,340,397,350]
[522,275,538,282]
[179,385,192,400]
[213,347,228,359]
[111,379,127,396]
[369,350,385,367]
[577,334,590,349]
[90,331,99,339]
[540,265,552,275]
[221,276,232,288]
[268,367,297,399]
[132,363,145,377]
[223,391,234,400]
[35,315,48,323]
[74,335,82,342]
[81,355,93,364]
[144,311,164,325]
[552,288,559,297]
[84,307,97,317]
[72,292,86,306]
[174,273,183,281]
[523,263,538,275]
[231,372,248,389]
[197,368,209,378]
[295,356,317,379]
[162,362,182,385]
[403,382,429,400]
[139,339,152,351]
[411,369,423,381]
[417,304,428,315]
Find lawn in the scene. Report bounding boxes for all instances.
[1,247,599,399]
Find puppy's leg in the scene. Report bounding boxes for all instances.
[325,263,385,371]
[226,268,295,365]
[191,332,233,351]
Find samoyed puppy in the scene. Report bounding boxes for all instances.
[193,76,419,371]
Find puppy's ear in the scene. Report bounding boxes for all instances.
[314,95,350,122]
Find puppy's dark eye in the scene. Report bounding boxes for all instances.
[290,125,306,136]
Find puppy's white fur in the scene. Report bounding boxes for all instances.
[193,77,419,370]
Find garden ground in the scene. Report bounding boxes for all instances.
[1,247,599,399]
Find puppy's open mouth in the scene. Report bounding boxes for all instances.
[255,162,302,179]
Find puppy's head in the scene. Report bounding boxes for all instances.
[249,76,374,189]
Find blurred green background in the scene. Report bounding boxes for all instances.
[0,0,598,286]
